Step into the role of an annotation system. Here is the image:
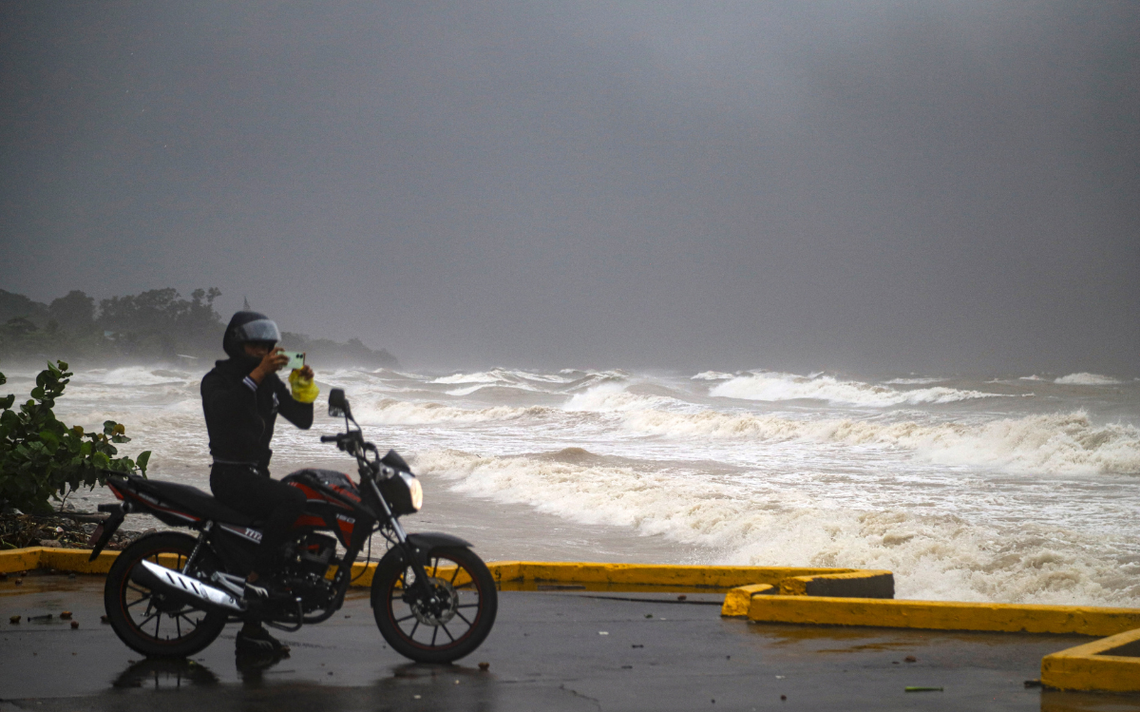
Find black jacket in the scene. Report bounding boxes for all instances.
[201,358,313,469]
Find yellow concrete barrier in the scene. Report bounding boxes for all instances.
[37,548,120,574]
[0,548,42,574]
[488,562,860,592]
[721,584,777,617]
[0,547,121,574]
[720,570,895,617]
[287,560,861,593]
[746,595,1140,637]
[1041,627,1140,693]
[778,570,894,598]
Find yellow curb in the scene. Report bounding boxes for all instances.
[746,595,1140,637]
[37,548,121,574]
[343,561,866,594]
[721,570,894,617]
[778,570,894,598]
[0,548,43,574]
[722,584,777,617]
[488,562,860,591]
[1041,627,1140,692]
[1,547,121,574]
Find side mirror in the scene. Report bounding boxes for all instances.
[328,388,350,418]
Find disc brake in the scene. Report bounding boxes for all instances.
[409,577,459,626]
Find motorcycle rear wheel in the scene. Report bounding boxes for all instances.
[104,532,228,658]
[371,546,498,663]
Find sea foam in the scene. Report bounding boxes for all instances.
[1055,372,1123,386]
[620,408,1140,476]
[413,447,1140,606]
[708,371,1001,406]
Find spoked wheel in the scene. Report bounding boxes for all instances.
[104,532,228,658]
[371,546,498,663]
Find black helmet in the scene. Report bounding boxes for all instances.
[223,311,280,358]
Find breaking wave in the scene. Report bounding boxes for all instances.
[708,371,1003,406]
[1055,373,1123,386]
[413,448,1140,605]
[620,409,1140,476]
[354,398,550,425]
[562,382,688,413]
[691,371,734,381]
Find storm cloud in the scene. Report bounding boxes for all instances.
[2,1,1137,374]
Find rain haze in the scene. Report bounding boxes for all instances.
[2,1,1138,373]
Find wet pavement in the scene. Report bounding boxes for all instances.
[2,573,1140,711]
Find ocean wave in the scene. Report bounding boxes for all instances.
[562,383,687,412]
[431,368,577,385]
[620,409,1140,476]
[431,370,512,385]
[1055,373,1123,386]
[709,371,1002,406]
[445,384,493,397]
[353,398,549,425]
[413,448,1140,605]
[691,371,734,381]
[429,368,628,396]
[79,366,194,387]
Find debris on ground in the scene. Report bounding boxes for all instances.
[0,513,140,551]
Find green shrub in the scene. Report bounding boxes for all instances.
[0,361,149,514]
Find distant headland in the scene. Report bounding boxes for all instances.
[0,288,397,368]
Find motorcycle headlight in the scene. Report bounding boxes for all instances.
[380,469,423,515]
[401,472,423,512]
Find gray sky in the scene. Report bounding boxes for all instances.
[2,1,1137,374]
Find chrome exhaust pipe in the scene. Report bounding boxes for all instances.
[131,559,245,612]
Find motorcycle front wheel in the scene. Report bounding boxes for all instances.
[371,546,498,663]
[104,532,228,658]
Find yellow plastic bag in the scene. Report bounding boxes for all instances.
[288,369,319,404]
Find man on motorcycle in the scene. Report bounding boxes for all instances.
[201,310,319,655]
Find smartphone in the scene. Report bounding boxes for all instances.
[282,351,306,371]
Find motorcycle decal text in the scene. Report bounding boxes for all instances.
[220,523,263,543]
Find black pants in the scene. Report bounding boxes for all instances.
[210,464,306,573]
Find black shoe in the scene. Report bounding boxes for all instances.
[236,625,290,655]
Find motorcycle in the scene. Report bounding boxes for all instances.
[90,388,497,663]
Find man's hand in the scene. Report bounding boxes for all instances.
[288,365,319,403]
[249,348,289,384]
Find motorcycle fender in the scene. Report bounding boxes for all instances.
[87,504,126,562]
[368,533,473,608]
[406,532,473,552]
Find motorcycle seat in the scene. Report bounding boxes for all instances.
[133,479,261,528]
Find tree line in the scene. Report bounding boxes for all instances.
[0,288,396,367]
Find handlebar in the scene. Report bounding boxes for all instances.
[320,435,339,443]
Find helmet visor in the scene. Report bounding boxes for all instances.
[233,318,280,344]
